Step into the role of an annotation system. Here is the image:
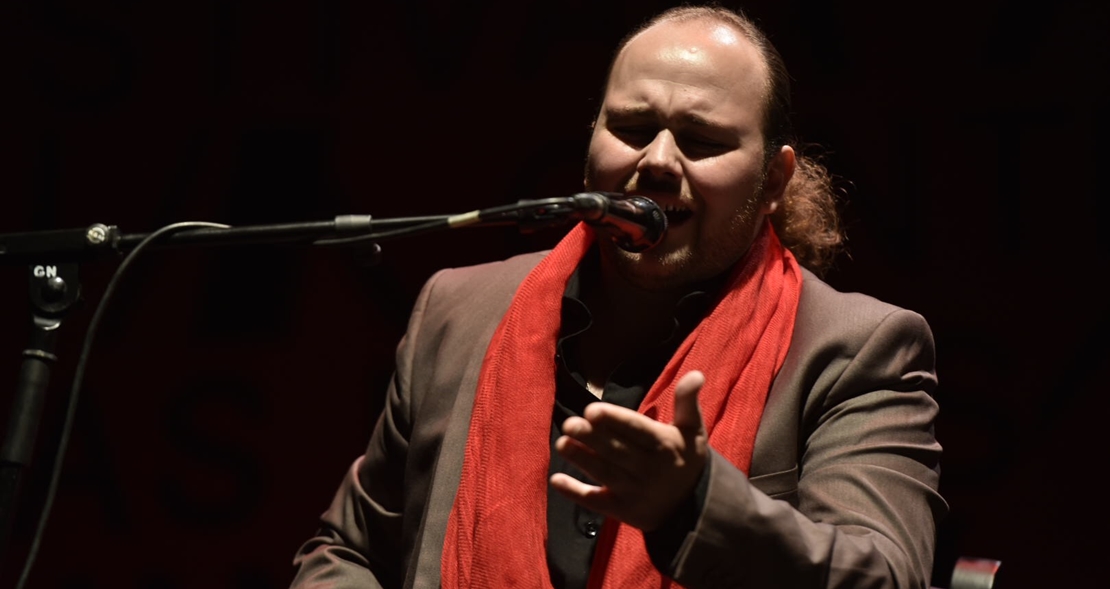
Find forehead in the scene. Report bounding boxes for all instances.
[606,19,768,118]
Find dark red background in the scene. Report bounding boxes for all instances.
[2,0,1106,587]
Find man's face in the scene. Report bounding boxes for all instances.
[585,19,791,291]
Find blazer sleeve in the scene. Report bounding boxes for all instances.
[289,269,446,589]
[668,308,946,589]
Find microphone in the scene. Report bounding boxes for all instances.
[569,192,668,253]
[447,192,667,252]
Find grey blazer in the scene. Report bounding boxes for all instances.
[290,251,946,589]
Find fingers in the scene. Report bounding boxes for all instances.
[549,472,616,515]
[558,370,707,468]
[559,423,648,488]
[570,370,706,447]
[551,370,710,532]
[560,412,682,482]
[572,404,667,451]
[553,434,641,492]
[672,370,706,434]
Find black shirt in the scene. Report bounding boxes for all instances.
[545,252,716,589]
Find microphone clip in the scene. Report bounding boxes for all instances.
[571,192,668,253]
[509,198,581,233]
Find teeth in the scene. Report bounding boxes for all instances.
[663,207,693,223]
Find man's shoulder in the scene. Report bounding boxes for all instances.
[796,267,932,343]
[429,250,548,293]
[413,250,549,319]
[402,250,551,341]
[798,268,902,315]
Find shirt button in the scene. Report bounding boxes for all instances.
[583,520,599,538]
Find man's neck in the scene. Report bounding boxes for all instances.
[593,249,698,331]
[572,255,696,397]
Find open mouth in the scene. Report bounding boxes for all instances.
[662,206,693,226]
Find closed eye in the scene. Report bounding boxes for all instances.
[608,122,734,159]
[677,135,732,159]
[610,125,658,148]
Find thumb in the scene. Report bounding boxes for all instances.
[673,370,706,435]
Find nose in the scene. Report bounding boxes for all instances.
[636,130,682,181]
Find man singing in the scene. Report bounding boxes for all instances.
[291,5,945,588]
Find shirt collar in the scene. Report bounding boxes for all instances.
[559,247,725,345]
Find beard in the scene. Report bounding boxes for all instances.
[585,163,768,293]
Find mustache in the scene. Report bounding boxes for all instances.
[625,172,683,196]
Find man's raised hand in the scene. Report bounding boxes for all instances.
[549,370,708,531]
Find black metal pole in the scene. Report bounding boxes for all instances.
[0,317,59,559]
[0,260,79,567]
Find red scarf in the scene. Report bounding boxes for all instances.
[442,220,801,588]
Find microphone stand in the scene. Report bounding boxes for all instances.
[0,197,584,581]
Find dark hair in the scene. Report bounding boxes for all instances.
[605,4,846,276]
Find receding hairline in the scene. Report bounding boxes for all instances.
[605,14,774,124]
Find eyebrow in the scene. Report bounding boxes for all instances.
[604,105,728,130]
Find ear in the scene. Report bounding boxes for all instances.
[760,145,795,215]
